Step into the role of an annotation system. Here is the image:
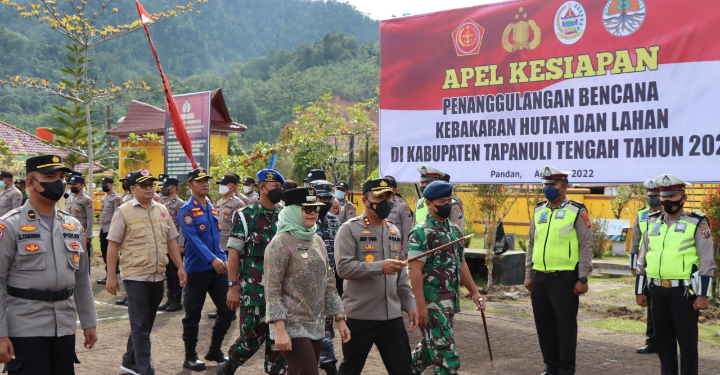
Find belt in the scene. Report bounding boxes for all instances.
[649,278,690,288]
[7,285,74,301]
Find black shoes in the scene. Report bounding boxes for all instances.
[636,344,657,354]
[204,335,229,363]
[320,362,338,375]
[208,312,218,319]
[216,361,234,375]
[97,278,107,285]
[115,296,128,306]
[157,300,172,311]
[183,342,206,371]
[165,302,183,312]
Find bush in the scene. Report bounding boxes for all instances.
[591,216,611,259]
[701,185,720,298]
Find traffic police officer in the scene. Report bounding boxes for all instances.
[120,172,134,204]
[13,180,27,205]
[635,174,716,375]
[333,180,356,224]
[97,176,120,285]
[334,178,419,375]
[408,181,485,375]
[0,154,97,374]
[220,169,287,375]
[310,179,343,375]
[524,165,593,375]
[178,168,233,371]
[414,165,464,233]
[385,176,414,256]
[67,175,94,246]
[0,171,22,217]
[629,178,662,354]
[241,177,259,206]
[158,177,185,312]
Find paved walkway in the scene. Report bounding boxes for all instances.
[76,267,720,374]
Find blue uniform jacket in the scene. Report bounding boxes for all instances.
[177,196,227,273]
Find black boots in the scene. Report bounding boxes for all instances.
[165,290,183,312]
[215,360,236,375]
[320,362,338,375]
[183,341,206,371]
[204,335,229,363]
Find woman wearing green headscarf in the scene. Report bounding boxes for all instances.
[264,187,350,374]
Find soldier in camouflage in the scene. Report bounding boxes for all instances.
[407,181,484,375]
[218,169,287,375]
[310,180,342,375]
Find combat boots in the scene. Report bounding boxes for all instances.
[165,290,183,312]
[215,360,236,375]
[204,334,229,363]
[183,341,206,371]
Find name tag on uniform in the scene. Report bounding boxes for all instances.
[649,222,662,236]
[298,246,309,259]
[538,212,548,224]
[555,210,566,219]
[675,223,687,233]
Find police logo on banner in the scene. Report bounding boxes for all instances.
[502,7,541,52]
[554,1,586,45]
[603,0,646,37]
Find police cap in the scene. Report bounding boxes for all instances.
[162,178,180,187]
[100,177,114,184]
[309,180,333,197]
[417,164,445,182]
[25,155,72,175]
[540,165,570,183]
[68,175,86,185]
[643,179,661,196]
[14,179,25,185]
[362,178,393,196]
[187,168,212,181]
[384,175,398,188]
[334,181,349,190]
[304,169,326,183]
[655,174,689,196]
[217,173,239,185]
[242,176,256,185]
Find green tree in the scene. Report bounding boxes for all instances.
[701,186,720,298]
[611,185,634,219]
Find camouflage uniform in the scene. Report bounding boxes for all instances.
[316,212,342,368]
[225,201,286,374]
[408,215,464,375]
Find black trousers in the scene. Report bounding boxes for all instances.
[531,270,579,375]
[3,335,78,375]
[649,284,698,375]
[182,270,234,342]
[338,317,413,375]
[644,285,656,346]
[164,254,183,303]
[99,230,118,274]
[123,280,165,375]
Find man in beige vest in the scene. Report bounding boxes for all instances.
[105,169,186,375]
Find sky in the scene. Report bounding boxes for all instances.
[341,0,505,21]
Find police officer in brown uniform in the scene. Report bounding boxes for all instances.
[334,178,419,375]
[0,171,22,217]
[384,176,414,256]
[158,177,185,312]
[242,177,259,206]
[120,172,135,205]
[217,174,245,255]
[97,176,120,285]
[0,154,97,375]
[333,181,356,224]
[105,169,187,375]
[67,175,94,246]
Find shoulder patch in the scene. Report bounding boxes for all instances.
[580,212,591,228]
[690,211,707,218]
[568,200,586,209]
[536,200,548,207]
[649,210,663,218]
[699,222,712,239]
[182,213,194,226]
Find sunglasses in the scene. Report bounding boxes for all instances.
[302,206,320,214]
[137,183,155,190]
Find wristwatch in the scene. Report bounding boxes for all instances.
[578,277,588,284]
[228,281,238,287]
[334,314,347,323]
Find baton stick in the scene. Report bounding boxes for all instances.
[404,234,474,263]
[481,309,494,363]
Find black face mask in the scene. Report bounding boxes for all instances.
[122,182,130,191]
[34,178,67,202]
[420,186,426,193]
[367,199,394,219]
[160,188,171,196]
[101,185,110,193]
[70,187,80,194]
[265,187,283,204]
[319,202,332,217]
[661,198,684,214]
[432,203,453,219]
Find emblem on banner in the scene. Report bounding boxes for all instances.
[502,7,541,52]
[452,17,485,56]
[603,0,646,37]
[182,100,191,113]
[554,1,586,45]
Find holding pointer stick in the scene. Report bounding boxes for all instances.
[405,233,474,263]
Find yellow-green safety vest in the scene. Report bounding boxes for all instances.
[532,201,581,272]
[645,213,701,280]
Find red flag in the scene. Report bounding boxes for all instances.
[135,0,198,169]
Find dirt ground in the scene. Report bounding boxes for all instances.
[75,267,720,375]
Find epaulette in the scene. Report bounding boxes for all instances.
[689,211,707,219]
[0,207,21,220]
[58,208,70,215]
[568,200,586,209]
[637,205,647,212]
[648,210,663,218]
[535,200,548,207]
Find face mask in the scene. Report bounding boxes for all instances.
[243,185,253,194]
[34,178,67,202]
[101,185,110,193]
[367,199,394,219]
[334,190,346,200]
[70,187,80,194]
[647,197,661,208]
[420,186,426,193]
[265,187,283,204]
[319,202,332,217]
[661,198,684,214]
[0,180,5,189]
[122,182,130,191]
[219,185,230,195]
[161,188,171,196]
[543,186,560,201]
[432,203,453,219]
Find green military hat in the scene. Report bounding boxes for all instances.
[26,154,72,174]
[655,174,689,196]
[540,165,570,183]
[417,164,445,182]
